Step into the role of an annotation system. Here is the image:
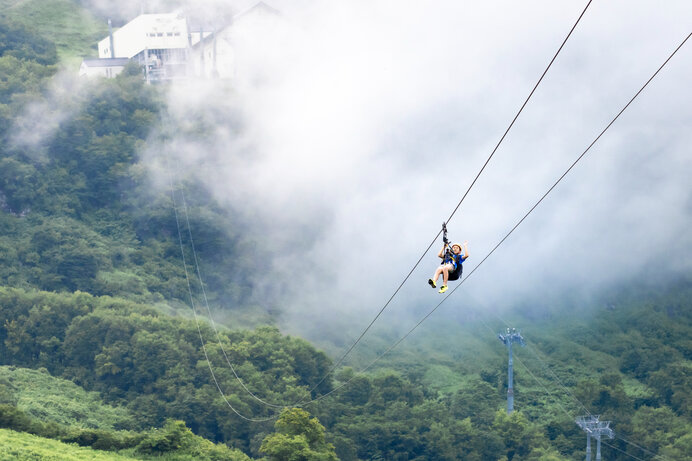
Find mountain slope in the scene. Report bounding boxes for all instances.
[0,429,138,461]
[0,0,105,63]
[0,366,135,430]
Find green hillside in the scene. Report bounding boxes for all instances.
[0,423,254,461]
[0,0,106,64]
[0,428,138,461]
[0,366,135,430]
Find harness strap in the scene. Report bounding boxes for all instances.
[442,222,453,263]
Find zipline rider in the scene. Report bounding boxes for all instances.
[428,223,468,293]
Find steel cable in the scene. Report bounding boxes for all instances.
[299,0,595,400]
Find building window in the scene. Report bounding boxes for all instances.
[157,32,163,37]
[167,32,173,36]
[174,32,180,36]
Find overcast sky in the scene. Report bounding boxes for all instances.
[100,1,692,347]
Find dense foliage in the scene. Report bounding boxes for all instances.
[0,288,331,455]
[260,408,338,461]
[0,19,57,65]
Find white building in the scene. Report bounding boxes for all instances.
[98,12,188,59]
[83,3,278,82]
[191,27,234,79]
[191,2,280,80]
[97,12,209,80]
[79,57,130,78]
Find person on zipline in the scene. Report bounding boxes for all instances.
[428,241,468,293]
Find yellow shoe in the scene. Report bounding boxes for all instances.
[439,285,448,293]
[428,278,436,288]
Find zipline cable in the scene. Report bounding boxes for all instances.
[178,187,287,409]
[167,161,279,422]
[601,442,649,461]
[300,0,594,399]
[612,435,669,461]
[523,343,593,415]
[299,30,691,408]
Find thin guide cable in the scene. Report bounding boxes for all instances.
[178,187,288,409]
[167,162,279,422]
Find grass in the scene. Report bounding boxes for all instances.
[421,364,467,394]
[0,428,139,460]
[0,0,106,65]
[621,376,655,400]
[0,366,136,430]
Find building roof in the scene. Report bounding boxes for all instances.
[81,58,131,67]
[98,12,190,58]
[235,1,280,19]
[190,1,281,49]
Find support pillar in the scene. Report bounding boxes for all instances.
[497,328,525,414]
[576,416,613,461]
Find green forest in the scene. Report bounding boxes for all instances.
[1,1,691,460]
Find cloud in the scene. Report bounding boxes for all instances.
[141,0,692,348]
[10,72,87,162]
